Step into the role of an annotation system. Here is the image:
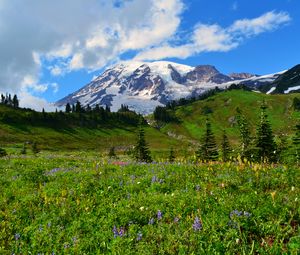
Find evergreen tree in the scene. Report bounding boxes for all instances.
[133,119,152,162]
[75,101,82,113]
[221,130,231,162]
[8,94,12,106]
[0,147,7,157]
[105,105,111,113]
[65,103,71,113]
[168,147,175,163]
[236,108,252,160]
[255,101,276,163]
[292,124,300,164]
[276,133,288,163]
[1,94,5,104]
[12,95,19,108]
[32,142,40,155]
[86,104,92,112]
[196,118,218,161]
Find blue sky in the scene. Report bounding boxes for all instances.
[0,0,299,110]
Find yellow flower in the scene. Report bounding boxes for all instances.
[270,191,276,202]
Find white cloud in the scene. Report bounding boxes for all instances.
[0,0,184,96]
[0,0,292,110]
[135,11,291,61]
[19,91,56,112]
[229,11,291,37]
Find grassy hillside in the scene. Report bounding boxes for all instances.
[159,90,300,145]
[1,90,300,155]
[0,105,179,154]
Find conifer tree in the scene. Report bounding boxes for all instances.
[75,101,82,113]
[32,142,40,155]
[65,103,71,113]
[168,147,175,163]
[12,95,19,108]
[221,130,231,162]
[196,118,218,161]
[133,119,152,162]
[255,101,276,163]
[1,94,5,104]
[0,147,7,157]
[236,108,252,159]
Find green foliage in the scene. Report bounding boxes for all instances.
[201,105,213,115]
[31,142,40,155]
[292,97,300,111]
[65,103,71,113]
[168,147,175,163]
[0,93,19,108]
[108,146,117,158]
[255,101,277,163]
[133,120,152,163]
[196,118,218,161]
[153,106,178,123]
[0,147,7,157]
[292,124,300,164]
[236,108,252,160]
[20,143,27,155]
[221,130,231,162]
[0,154,299,254]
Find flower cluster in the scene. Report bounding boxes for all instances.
[229,210,251,219]
[192,217,202,231]
[113,226,125,238]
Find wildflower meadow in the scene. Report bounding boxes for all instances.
[0,153,299,254]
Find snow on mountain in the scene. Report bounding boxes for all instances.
[55,60,284,114]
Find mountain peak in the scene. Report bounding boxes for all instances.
[55,60,283,114]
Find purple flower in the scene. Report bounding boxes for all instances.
[14,233,20,241]
[243,211,251,217]
[136,232,142,241]
[148,218,154,225]
[119,227,125,237]
[157,210,163,220]
[113,226,125,238]
[113,225,118,238]
[230,210,251,219]
[174,217,180,223]
[151,176,158,183]
[195,185,201,191]
[192,217,202,231]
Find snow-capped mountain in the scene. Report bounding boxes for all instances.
[262,64,300,94]
[55,61,281,114]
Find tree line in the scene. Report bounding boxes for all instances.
[0,94,19,108]
[133,100,300,164]
[0,95,142,128]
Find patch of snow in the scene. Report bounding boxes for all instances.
[284,85,300,94]
[266,87,276,94]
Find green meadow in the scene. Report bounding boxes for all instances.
[0,154,299,254]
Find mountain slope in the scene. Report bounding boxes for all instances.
[57,61,281,114]
[157,90,300,145]
[263,64,300,94]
